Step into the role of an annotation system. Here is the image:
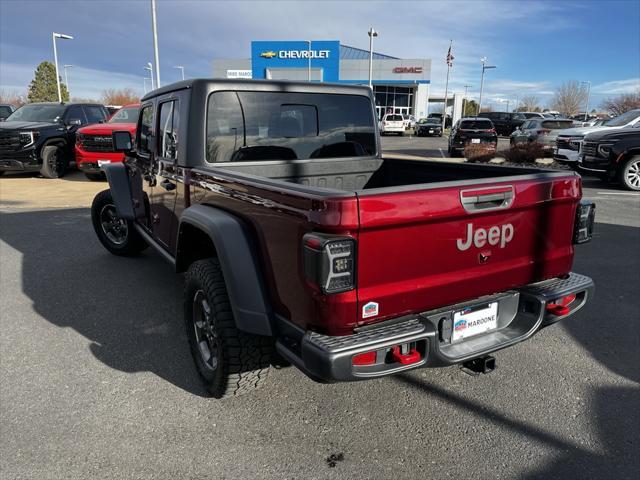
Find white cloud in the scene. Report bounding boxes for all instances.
[0,62,145,100]
[591,78,640,95]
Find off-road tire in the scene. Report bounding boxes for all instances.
[39,145,67,179]
[91,189,148,256]
[85,172,106,181]
[618,155,640,191]
[185,258,272,399]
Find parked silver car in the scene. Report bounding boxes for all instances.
[510,118,574,151]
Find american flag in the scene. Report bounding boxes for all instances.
[446,44,454,67]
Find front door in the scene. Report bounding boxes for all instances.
[150,98,180,251]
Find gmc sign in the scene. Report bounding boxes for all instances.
[392,66,423,74]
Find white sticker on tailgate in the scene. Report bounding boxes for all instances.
[452,302,498,342]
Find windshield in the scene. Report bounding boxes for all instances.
[460,120,493,130]
[6,104,65,123]
[109,106,140,123]
[604,110,640,127]
[542,120,574,129]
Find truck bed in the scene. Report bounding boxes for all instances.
[212,157,561,193]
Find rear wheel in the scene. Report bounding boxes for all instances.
[91,189,148,256]
[185,258,272,398]
[619,155,640,191]
[39,145,67,179]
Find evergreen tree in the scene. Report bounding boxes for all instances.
[27,61,70,103]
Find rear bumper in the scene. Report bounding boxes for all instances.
[276,273,593,382]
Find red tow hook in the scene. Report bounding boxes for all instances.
[390,346,421,365]
[546,294,576,317]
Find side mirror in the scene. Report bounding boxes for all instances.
[112,131,133,153]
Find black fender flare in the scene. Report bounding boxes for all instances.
[38,137,67,158]
[102,163,135,219]
[177,204,273,336]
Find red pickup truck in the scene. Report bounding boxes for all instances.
[76,104,139,180]
[91,80,595,399]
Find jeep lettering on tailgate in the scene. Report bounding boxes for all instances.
[456,223,514,251]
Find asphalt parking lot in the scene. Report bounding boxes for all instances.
[1,136,639,479]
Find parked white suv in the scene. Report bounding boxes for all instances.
[554,109,640,163]
[380,114,405,136]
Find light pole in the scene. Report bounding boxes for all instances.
[477,57,496,115]
[150,0,161,88]
[52,32,73,103]
[514,94,519,112]
[307,40,312,82]
[173,65,185,80]
[63,64,73,96]
[144,63,155,90]
[367,27,378,89]
[143,77,150,94]
[581,81,591,121]
[464,84,472,97]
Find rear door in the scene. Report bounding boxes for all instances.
[354,173,581,326]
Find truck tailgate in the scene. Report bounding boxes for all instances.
[355,173,581,325]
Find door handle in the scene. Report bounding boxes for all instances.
[161,179,176,191]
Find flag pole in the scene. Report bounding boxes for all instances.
[442,40,452,132]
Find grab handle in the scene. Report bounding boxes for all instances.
[460,186,514,212]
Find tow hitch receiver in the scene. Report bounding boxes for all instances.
[390,344,422,365]
[462,355,496,376]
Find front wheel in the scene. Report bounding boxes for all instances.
[619,155,640,191]
[91,189,148,256]
[39,145,67,179]
[184,258,273,399]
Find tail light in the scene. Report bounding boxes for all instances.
[488,128,496,134]
[573,200,595,244]
[537,129,551,135]
[303,233,356,294]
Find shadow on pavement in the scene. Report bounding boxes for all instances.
[0,207,207,396]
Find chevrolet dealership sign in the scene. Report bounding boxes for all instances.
[261,49,331,59]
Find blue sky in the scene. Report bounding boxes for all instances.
[1,0,638,109]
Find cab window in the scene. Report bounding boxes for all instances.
[65,105,86,125]
[137,104,154,155]
[157,100,179,160]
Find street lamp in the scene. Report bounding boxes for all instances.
[144,63,155,90]
[52,32,73,103]
[367,27,378,89]
[581,81,591,122]
[143,77,150,94]
[307,40,312,82]
[173,65,185,80]
[477,57,496,115]
[150,0,161,88]
[63,64,73,96]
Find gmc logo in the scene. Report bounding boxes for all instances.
[457,223,514,251]
[393,66,423,74]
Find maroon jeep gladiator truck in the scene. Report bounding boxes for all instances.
[92,79,595,399]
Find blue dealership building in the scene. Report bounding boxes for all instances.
[213,40,433,120]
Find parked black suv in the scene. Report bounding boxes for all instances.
[448,117,498,157]
[0,102,109,178]
[482,112,525,136]
[579,127,640,191]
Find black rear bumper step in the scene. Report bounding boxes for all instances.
[275,272,594,382]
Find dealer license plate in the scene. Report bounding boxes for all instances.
[553,147,558,155]
[429,129,434,133]
[471,138,481,144]
[452,302,498,342]
[97,160,112,167]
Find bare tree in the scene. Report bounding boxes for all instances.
[549,81,587,116]
[601,90,640,116]
[0,88,28,107]
[518,95,540,112]
[101,88,140,106]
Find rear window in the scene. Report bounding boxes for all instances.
[541,120,573,129]
[206,91,376,162]
[385,115,403,121]
[459,120,493,130]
